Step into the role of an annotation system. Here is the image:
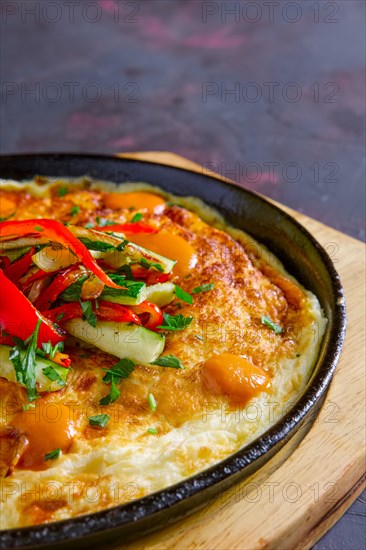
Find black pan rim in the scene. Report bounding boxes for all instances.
[0,153,347,547]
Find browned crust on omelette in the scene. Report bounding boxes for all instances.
[0,182,323,527]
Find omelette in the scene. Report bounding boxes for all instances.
[0,177,326,528]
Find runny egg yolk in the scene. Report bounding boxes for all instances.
[10,403,76,471]
[202,353,270,405]
[104,192,166,213]
[128,231,197,280]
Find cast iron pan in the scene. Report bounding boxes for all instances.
[0,154,346,549]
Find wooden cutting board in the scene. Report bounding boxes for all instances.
[115,152,366,550]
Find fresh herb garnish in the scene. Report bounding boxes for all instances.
[57,186,68,197]
[70,205,80,216]
[23,403,36,411]
[96,217,116,227]
[115,239,129,251]
[101,275,145,300]
[148,393,157,412]
[102,358,135,383]
[0,211,15,222]
[150,355,185,369]
[55,312,65,322]
[131,213,142,223]
[140,258,164,273]
[147,427,158,435]
[9,319,42,401]
[44,448,61,461]
[99,379,121,406]
[42,366,67,387]
[80,300,97,328]
[261,315,283,334]
[42,341,64,360]
[100,359,135,406]
[34,225,44,232]
[118,265,135,280]
[157,313,193,331]
[174,285,193,304]
[192,283,215,294]
[59,277,87,301]
[78,237,115,252]
[89,414,110,428]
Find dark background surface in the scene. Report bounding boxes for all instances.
[0,1,365,548]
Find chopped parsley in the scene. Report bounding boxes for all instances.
[57,186,68,197]
[101,279,145,300]
[174,285,193,305]
[89,414,110,428]
[0,211,15,222]
[34,225,44,232]
[261,315,283,334]
[42,341,64,360]
[118,265,135,280]
[44,448,61,461]
[131,213,142,223]
[96,217,116,227]
[150,355,185,369]
[140,258,164,273]
[70,205,80,216]
[148,393,157,412]
[78,237,115,252]
[80,300,97,328]
[9,319,42,401]
[23,403,36,411]
[99,379,120,406]
[115,239,129,251]
[57,185,69,197]
[42,366,67,387]
[60,277,88,301]
[55,312,65,322]
[100,358,135,406]
[147,427,158,435]
[192,283,215,294]
[102,358,135,383]
[157,313,193,331]
[62,276,144,302]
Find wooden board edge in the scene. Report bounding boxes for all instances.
[300,473,366,550]
[113,150,365,549]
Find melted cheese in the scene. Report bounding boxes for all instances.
[0,178,327,528]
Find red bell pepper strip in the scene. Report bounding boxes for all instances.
[34,264,88,311]
[0,256,11,269]
[52,352,71,368]
[130,265,170,284]
[0,269,65,346]
[0,219,125,289]
[130,301,163,331]
[95,301,142,324]
[3,247,35,283]
[43,301,142,325]
[95,222,157,234]
[20,268,51,292]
